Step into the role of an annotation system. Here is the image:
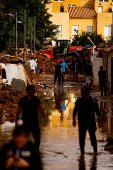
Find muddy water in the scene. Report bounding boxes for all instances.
[0,85,113,169]
[40,87,113,170]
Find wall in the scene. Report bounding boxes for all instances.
[69,18,97,37]
[97,13,112,39]
[49,12,70,39]
[92,57,102,86]
[0,63,27,91]
[95,0,112,13]
[52,0,94,13]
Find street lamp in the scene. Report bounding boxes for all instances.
[5,13,22,58]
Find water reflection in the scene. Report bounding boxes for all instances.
[1,87,113,169]
[78,154,97,170]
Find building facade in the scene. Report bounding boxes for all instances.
[46,0,113,42]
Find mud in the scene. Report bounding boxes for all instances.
[0,82,113,169]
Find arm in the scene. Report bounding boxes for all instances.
[16,105,22,126]
[38,104,47,125]
[73,99,78,127]
[94,99,102,126]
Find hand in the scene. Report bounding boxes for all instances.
[5,157,15,169]
[73,120,76,127]
[15,158,30,168]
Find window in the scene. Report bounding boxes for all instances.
[67,5,75,7]
[57,25,62,37]
[60,6,64,12]
[86,25,93,33]
[72,26,79,36]
[99,0,108,2]
[98,7,103,13]
[104,25,111,37]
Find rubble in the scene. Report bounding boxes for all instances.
[0,84,22,123]
[36,55,55,74]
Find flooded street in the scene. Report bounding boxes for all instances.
[1,84,113,169]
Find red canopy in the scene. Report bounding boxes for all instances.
[69,46,84,52]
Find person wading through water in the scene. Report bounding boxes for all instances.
[73,86,102,154]
[16,85,47,150]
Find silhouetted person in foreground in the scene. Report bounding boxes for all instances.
[16,85,47,150]
[0,125,43,170]
[73,86,101,154]
[98,66,107,97]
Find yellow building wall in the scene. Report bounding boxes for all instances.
[49,12,69,39]
[97,13,112,39]
[52,0,95,13]
[69,18,97,37]
[95,0,112,13]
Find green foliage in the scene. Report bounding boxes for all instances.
[71,31,104,46]
[0,0,57,51]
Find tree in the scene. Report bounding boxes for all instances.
[0,0,57,51]
[71,31,104,47]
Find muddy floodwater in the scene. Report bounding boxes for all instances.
[1,84,113,170]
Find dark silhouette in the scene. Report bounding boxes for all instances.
[73,86,101,153]
[54,61,62,86]
[98,66,107,97]
[16,85,47,149]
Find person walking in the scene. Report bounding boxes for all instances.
[61,58,69,87]
[16,85,47,150]
[73,86,101,154]
[98,66,107,97]
[85,60,93,87]
[54,61,62,87]
[28,57,37,73]
[0,125,43,170]
[35,59,39,75]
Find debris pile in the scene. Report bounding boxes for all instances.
[0,55,23,64]
[0,84,22,104]
[36,55,55,74]
[0,84,22,123]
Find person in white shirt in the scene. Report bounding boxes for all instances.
[28,57,37,73]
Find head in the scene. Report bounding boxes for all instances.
[30,57,33,60]
[100,66,103,71]
[81,86,90,98]
[13,126,30,149]
[26,84,35,97]
[59,61,62,65]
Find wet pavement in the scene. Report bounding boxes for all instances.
[1,83,113,169]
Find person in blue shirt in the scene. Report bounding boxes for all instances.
[61,59,69,87]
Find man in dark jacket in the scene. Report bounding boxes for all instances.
[98,66,107,97]
[0,126,43,170]
[73,86,101,153]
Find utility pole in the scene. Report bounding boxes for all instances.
[30,24,32,57]
[34,16,36,58]
[24,9,26,62]
[15,11,17,58]
[111,4,113,38]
